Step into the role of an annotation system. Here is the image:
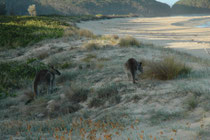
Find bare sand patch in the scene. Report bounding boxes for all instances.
[78,15,210,59]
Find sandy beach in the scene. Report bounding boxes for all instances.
[78,15,210,59]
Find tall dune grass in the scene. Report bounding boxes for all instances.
[142,56,191,80]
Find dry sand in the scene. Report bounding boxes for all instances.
[78,15,210,59]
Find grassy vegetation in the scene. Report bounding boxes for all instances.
[0,58,46,98]
[57,70,79,84]
[1,14,209,139]
[119,36,141,47]
[88,97,105,108]
[149,110,182,125]
[0,16,72,49]
[65,86,90,103]
[186,96,198,110]
[142,56,191,80]
[96,84,118,99]
[83,42,100,50]
[81,53,97,63]
[78,29,96,38]
[88,84,121,108]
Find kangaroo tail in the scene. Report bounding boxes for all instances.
[34,80,38,97]
[131,69,136,84]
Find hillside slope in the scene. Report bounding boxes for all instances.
[1,17,210,139]
[172,0,210,14]
[5,0,171,16]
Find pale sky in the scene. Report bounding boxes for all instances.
[156,0,179,6]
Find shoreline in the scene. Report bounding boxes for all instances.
[78,15,210,59]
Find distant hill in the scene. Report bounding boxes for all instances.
[172,0,210,14]
[5,0,171,17]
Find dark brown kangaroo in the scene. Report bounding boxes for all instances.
[34,66,61,96]
[124,58,143,84]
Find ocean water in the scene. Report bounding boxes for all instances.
[197,21,210,28]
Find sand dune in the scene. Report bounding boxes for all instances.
[78,15,210,59]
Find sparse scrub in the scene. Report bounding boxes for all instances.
[65,86,90,103]
[64,27,78,37]
[88,97,105,108]
[149,110,182,125]
[197,129,210,138]
[83,42,100,50]
[78,29,95,38]
[97,57,110,62]
[112,34,119,40]
[36,51,49,60]
[119,36,141,47]
[142,56,191,80]
[57,71,79,83]
[109,95,121,105]
[59,61,76,69]
[100,34,119,41]
[186,96,198,110]
[58,101,81,115]
[88,84,121,108]
[97,84,118,99]
[23,97,48,117]
[132,94,142,103]
[96,63,104,69]
[21,89,35,104]
[82,53,97,62]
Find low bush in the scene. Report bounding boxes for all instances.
[186,96,198,110]
[0,58,46,98]
[97,84,118,99]
[88,97,105,108]
[83,42,100,51]
[0,16,70,49]
[119,36,141,47]
[65,86,89,103]
[78,29,95,38]
[142,56,191,80]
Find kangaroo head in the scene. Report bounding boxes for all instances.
[50,66,61,75]
[137,62,143,73]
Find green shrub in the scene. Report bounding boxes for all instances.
[0,58,46,98]
[65,86,90,103]
[97,84,118,99]
[0,16,70,49]
[119,36,141,47]
[109,95,121,105]
[88,97,105,108]
[143,56,191,80]
[186,96,198,110]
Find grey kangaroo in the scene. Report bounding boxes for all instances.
[33,66,61,96]
[124,58,143,84]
